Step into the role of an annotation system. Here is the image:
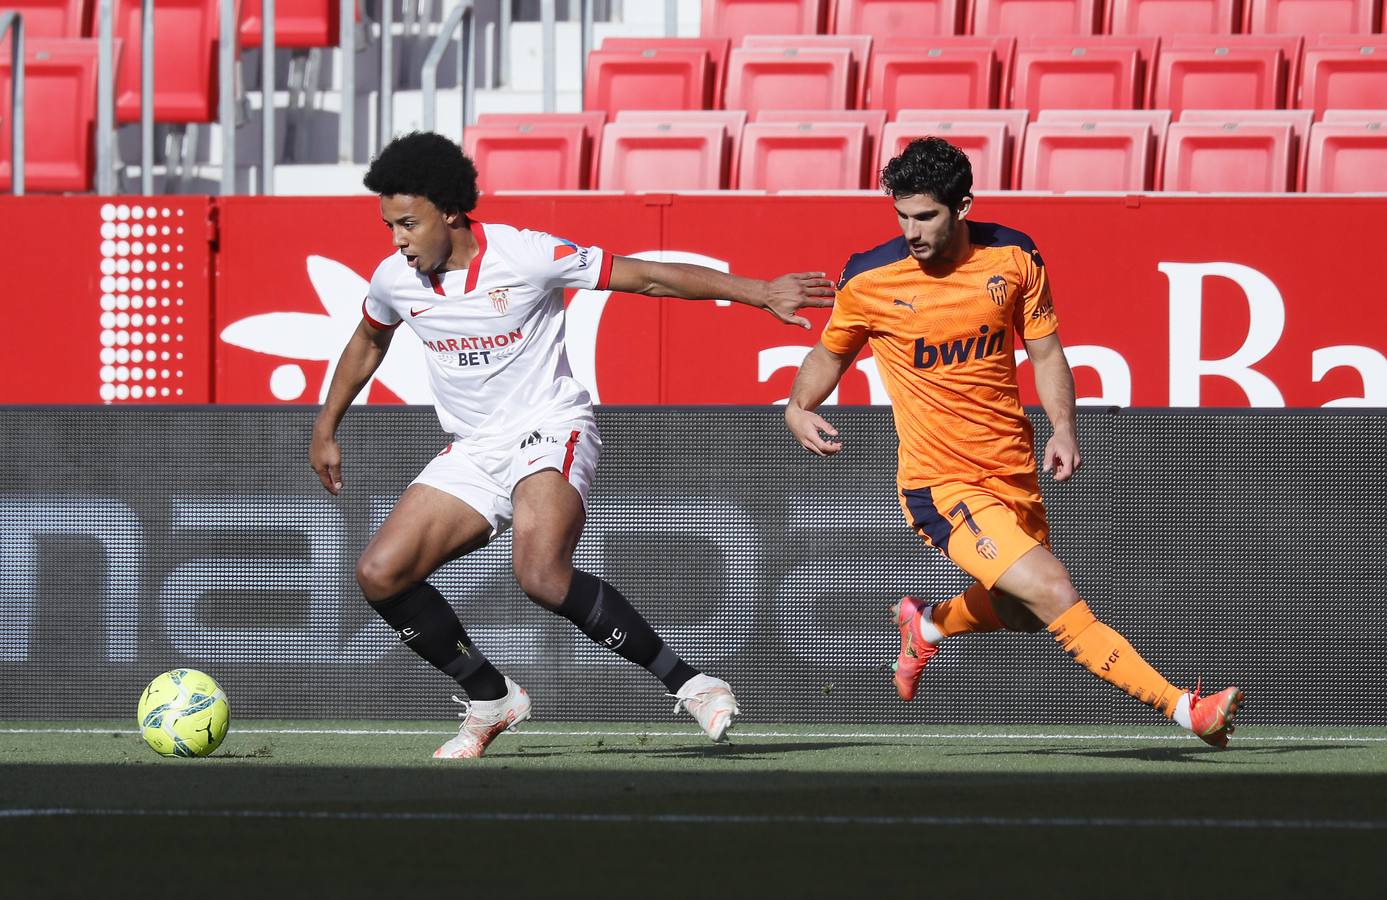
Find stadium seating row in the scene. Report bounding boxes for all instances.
[466,108,1387,193]
[584,33,1387,120]
[0,1,340,192]
[703,0,1387,42]
[3,0,337,46]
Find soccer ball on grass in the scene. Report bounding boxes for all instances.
[137,668,230,758]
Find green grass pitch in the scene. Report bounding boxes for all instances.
[3,721,1385,898]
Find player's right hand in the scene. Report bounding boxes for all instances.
[785,404,843,456]
[309,431,344,495]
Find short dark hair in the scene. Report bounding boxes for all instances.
[363,131,479,215]
[879,137,973,210]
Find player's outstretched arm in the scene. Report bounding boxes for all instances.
[606,257,834,329]
[785,342,857,456]
[310,318,395,495]
[1024,332,1081,481]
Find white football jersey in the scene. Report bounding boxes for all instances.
[362,221,612,440]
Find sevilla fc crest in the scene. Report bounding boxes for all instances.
[488,288,510,314]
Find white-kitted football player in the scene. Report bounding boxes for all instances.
[310,131,833,759]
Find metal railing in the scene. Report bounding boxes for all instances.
[0,12,22,195]
[339,0,355,162]
[96,1,113,193]
[421,1,476,133]
[261,0,276,194]
[219,0,236,194]
[94,0,157,195]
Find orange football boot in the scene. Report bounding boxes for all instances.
[891,596,939,701]
[1188,681,1243,749]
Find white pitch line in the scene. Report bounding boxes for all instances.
[2,727,1385,743]
[0,807,1381,831]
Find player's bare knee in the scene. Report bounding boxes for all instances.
[514,559,571,609]
[356,553,406,603]
[1038,575,1080,619]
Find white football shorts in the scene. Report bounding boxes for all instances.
[411,417,602,538]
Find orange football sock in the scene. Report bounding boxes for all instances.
[1048,600,1181,718]
[930,582,1004,637]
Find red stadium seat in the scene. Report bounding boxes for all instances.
[616,109,749,175]
[880,119,1014,188]
[737,121,869,190]
[1035,108,1170,184]
[240,0,339,48]
[970,0,1101,36]
[874,35,1017,103]
[723,47,854,113]
[1023,35,1159,101]
[700,0,826,42]
[831,0,964,37]
[1151,47,1287,114]
[1162,121,1296,191]
[0,0,90,38]
[600,38,732,108]
[597,122,729,191]
[475,112,606,187]
[0,37,101,192]
[112,0,225,123]
[583,48,712,118]
[863,44,999,113]
[752,108,885,170]
[463,123,590,192]
[1299,47,1387,119]
[1019,122,1153,190]
[1244,0,1380,36]
[1177,108,1313,186]
[1305,120,1387,191]
[1010,46,1143,117]
[1106,0,1240,35]
[741,35,873,106]
[1163,35,1305,107]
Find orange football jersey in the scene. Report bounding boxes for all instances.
[822,220,1059,487]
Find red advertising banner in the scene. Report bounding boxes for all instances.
[4,193,1382,409]
[213,193,1387,409]
[660,193,1387,408]
[213,195,664,404]
[0,197,214,403]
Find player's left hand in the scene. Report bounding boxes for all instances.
[1042,430,1081,481]
[762,272,835,329]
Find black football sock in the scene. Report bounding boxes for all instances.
[371,582,508,701]
[553,569,699,693]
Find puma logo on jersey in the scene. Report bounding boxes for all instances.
[892,298,916,311]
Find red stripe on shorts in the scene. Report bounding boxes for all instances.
[561,430,580,480]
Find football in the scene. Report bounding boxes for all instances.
[137,669,230,758]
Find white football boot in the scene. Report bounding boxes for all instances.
[671,673,739,743]
[433,676,532,759]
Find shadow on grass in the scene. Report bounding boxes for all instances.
[950,743,1359,764]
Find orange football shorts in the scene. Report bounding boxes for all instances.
[899,471,1050,589]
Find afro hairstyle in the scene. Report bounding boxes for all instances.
[362,131,480,215]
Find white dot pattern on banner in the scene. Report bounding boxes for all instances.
[98,205,188,404]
